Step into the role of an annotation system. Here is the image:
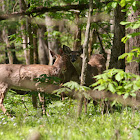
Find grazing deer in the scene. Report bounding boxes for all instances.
[0,49,78,115]
[63,45,106,113]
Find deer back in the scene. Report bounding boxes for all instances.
[88,54,106,74]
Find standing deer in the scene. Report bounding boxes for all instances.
[63,45,106,84]
[0,49,78,115]
[63,45,106,113]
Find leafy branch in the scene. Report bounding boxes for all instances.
[91,69,140,99]
[53,81,90,95]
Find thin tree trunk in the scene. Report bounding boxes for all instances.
[21,20,30,65]
[19,0,30,65]
[45,15,61,65]
[96,30,107,62]
[28,19,34,64]
[33,26,39,64]
[88,29,97,58]
[78,0,93,117]
[73,11,81,51]
[2,28,14,64]
[80,0,93,86]
[38,26,49,65]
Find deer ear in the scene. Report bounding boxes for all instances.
[50,50,56,57]
[63,45,71,54]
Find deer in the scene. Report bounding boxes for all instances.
[63,45,106,113]
[0,49,79,116]
[63,45,106,83]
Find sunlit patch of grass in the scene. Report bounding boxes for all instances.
[0,91,140,140]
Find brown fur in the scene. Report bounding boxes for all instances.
[0,51,78,115]
[63,45,106,114]
[63,45,106,85]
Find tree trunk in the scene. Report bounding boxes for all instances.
[2,28,14,64]
[78,0,93,117]
[109,5,125,70]
[28,19,34,64]
[73,11,81,51]
[80,0,93,86]
[21,19,30,65]
[33,26,39,64]
[38,26,49,65]
[19,0,30,65]
[125,7,140,75]
[45,15,61,65]
[2,0,19,64]
[88,29,97,58]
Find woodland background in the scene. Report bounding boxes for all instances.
[0,0,140,139]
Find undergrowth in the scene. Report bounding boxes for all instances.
[0,91,140,140]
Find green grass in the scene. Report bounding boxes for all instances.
[0,91,140,140]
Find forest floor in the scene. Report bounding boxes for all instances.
[0,91,140,140]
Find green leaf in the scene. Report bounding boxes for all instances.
[63,81,80,90]
[121,36,128,43]
[115,72,124,81]
[126,53,134,62]
[111,2,118,8]
[94,85,106,91]
[120,0,126,7]
[118,53,128,60]
[53,87,71,95]
[90,81,100,87]
[123,93,129,99]
[130,93,136,97]
[120,21,131,25]
[108,83,116,93]
[132,23,140,29]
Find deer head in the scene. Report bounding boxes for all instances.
[63,45,83,62]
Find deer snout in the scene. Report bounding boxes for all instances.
[71,58,77,62]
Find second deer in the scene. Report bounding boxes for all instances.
[63,45,106,113]
[63,45,106,84]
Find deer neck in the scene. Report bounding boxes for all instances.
[52,56,65,75]
[73,57,82,75]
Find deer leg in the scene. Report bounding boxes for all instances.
[0,82,9,115]
[61,92,66,101]
[77,96,84,117]
[38,93,46,115]
[32,95,38,108]
[84,98,88,114]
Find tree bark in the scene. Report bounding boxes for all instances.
[2,27,14,64]
[80,0,93,86]
[125,7,140,75]
[38,26,49,65]
[88,29,97,58]
[45,15,61,65]
[78,0,93,117]
[19,0,30,65]
[33,26,39,64]
[109,5,125,70]
[21,19,30,65]
[73,11,81,51]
